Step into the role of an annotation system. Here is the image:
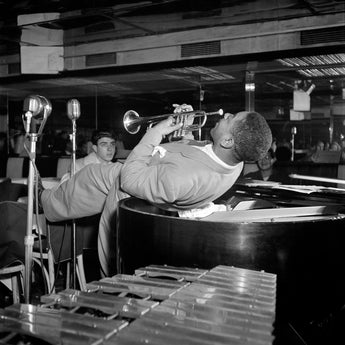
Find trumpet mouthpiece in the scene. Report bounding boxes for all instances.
[219,109,224,116]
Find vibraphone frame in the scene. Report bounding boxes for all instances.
[0,265,276,345]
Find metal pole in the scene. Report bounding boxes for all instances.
[245,70,255,112]
[291,127,297,161]
[70,120,77,289]
[22,95,51,302]
[66,99,80,289]
[24,134,37,303]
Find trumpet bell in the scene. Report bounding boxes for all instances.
[123,110,141,134]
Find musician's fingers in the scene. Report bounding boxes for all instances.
[185,114,194,126]
[224,112,234,119]
[173,103,193,113]
[167,122,184,134]
[154,116,183,136]
[180,104,193,112]
[175,114,183,125]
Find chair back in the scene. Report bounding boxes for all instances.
[6,157,24,178]
[56,157,71,178]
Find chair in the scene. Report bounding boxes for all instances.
[56,157,71,178]
[0,180,87,302]
[33,220,87,293]
[0,218,87,299]
[0,262,24,304]
[6,157,24,178]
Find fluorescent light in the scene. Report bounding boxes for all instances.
[277,54,345,77]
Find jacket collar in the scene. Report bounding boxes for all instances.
[162,140,242,173]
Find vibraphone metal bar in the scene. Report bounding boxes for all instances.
[0,265,276,345]
[0,304,127,344]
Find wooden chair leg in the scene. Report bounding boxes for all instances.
[76,255,86,291]
[11,275,20,303]
[66,262,70,289]
[47,249,55,293]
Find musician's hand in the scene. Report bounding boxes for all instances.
[173,103,193,114]
[153,116,183,137]
[173,103,194,126]
[171,103,195,140]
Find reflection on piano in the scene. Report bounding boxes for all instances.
[117,180,345,344]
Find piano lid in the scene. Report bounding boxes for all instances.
[217,179,345,209]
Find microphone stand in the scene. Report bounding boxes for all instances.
[67,99,80,289]
[291,126,297,162]
[24,130,38,303]
[70,119,77,289]
[23,97,51,303]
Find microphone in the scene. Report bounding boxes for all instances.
[306,84,315,95]
[39,95,52,120]
[67,99,81,121]
[23,95,41,117]
[23,95,51,133]
[23,95,52,119]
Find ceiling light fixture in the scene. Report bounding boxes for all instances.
[277,54,345,77]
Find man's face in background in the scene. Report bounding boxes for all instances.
[93,137,116,162]
[257,150,274,171]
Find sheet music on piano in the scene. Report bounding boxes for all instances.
[240,180,281,188]
[208,178,345,222]
[240,179,345,195]
[272,184,345,194]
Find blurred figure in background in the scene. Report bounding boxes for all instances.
[113,130,131,161]
[341,138,345,163]
[40,129,55,155]
[275,145,292,162]
[316,140,325,151]
[10,129,26,156]
[76,136,89,157]
[330,141,341,152]
[303,140,325,162]
[244,148,276,181]
[0,132,8,177]
[114,131,125,151]
[53,130,69,156]
[244,145,292,184]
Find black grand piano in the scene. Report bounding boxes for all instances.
[116,179,345,344]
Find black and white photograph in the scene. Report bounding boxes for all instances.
[0,1,345,344]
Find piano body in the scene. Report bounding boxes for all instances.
[117,180,345,343]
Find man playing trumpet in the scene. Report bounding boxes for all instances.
[39,104,272,276]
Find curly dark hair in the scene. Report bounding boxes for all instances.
[232,112,272,162]
[91,129,115,145]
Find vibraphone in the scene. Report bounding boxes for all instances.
[0,265,276,344]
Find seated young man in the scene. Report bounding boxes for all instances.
[40,109,272,276]
[59,129,116,185]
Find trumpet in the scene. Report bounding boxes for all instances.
[123,108,224,135]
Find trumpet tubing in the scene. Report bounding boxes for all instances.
[123,108,223,134]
